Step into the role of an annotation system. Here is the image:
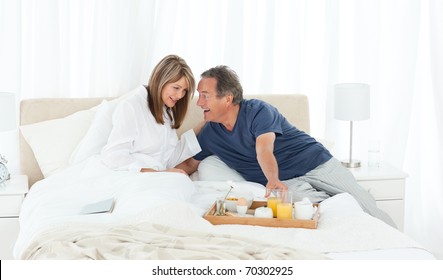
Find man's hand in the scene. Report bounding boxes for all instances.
[175,157,200,175]
[265,179,288,197]
[256,132,287,197]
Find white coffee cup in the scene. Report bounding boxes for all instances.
[294,197,315,220]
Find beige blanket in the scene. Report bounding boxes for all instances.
[21,199,426,259]
[22,221,327,260]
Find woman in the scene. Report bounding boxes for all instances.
[101,55,201,174]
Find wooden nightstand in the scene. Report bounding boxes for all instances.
[0,175,28,260]
[348,162,406,231]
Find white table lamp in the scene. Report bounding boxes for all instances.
[334,83,370,168]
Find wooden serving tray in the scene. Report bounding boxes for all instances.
[203,201,319,229]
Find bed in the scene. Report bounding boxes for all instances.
[15,91,435,260]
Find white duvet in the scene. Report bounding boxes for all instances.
[14,156,432,259]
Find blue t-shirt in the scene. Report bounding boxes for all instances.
[194,99,332,186]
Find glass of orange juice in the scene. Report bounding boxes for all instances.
[267,195,281,218]
[276,190,293,219]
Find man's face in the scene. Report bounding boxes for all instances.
[196,77,230,123]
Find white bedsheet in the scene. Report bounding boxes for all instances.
[14,157,435,259]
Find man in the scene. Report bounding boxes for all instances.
[178,65,395,227]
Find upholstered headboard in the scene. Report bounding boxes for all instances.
[20,94,309,186]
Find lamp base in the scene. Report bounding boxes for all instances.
[340,159,361,168]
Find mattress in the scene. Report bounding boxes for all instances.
[13,157,435,260]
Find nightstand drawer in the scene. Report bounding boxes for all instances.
[0,195,24,217]
[357,179,405,200]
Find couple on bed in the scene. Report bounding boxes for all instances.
[101,54,396,228]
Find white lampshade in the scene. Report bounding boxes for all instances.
[334,83,370,121]
[0,92,17,131]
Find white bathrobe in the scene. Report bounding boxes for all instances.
[101,86,201,172]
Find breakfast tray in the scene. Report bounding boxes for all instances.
[203,201,319,229]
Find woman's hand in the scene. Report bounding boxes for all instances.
[164,168,188,175]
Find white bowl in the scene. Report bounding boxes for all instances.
[224,192,254,212]
[236,205,248,215]
[254,206,273,218]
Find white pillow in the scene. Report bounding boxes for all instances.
[69,100,116,165]
[197,155,246,181]
[20,108,97,178]
[69,88,137,165]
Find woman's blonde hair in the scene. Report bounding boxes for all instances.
[146,55,195,129]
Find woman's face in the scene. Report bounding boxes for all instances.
[161,76,188,108]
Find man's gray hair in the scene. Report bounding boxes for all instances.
[201,65,243,104]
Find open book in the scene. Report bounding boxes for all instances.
[80,198,115,214]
